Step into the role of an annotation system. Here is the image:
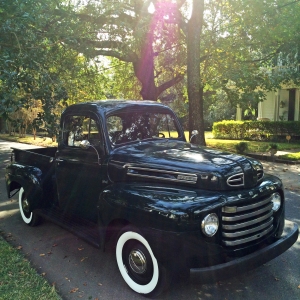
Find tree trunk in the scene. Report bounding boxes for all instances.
[133,30,158,101]
[187,0,206,146]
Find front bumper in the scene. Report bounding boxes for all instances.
[190,221,299,283]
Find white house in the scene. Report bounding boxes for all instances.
[257,88,300,121]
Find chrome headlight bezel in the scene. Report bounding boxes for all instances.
[201,213,219,237]
[271,192,281,212]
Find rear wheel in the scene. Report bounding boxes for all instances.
[19,187,41,226]
[116,226,170,296]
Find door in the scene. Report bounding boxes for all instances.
[55,113,107,222]
[288,89,296,121]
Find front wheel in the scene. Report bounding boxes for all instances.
[116,226,170,296]
[19,187,41,226]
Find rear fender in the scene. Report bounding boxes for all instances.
[5,163,43,210]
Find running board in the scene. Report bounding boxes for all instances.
[35,208,101,248]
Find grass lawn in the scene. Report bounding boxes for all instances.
[1,132,300,160]
[0,236,61,299]
[0,134,57,147]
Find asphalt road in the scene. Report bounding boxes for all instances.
[0,140,299,300]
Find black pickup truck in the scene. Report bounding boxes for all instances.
[5,100,299,296]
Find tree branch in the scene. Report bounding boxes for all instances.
[157,73,185,97]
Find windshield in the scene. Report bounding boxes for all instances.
[106,110,181,145]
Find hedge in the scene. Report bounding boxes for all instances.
[212,120,300,141]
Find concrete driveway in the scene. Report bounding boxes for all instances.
[0,140,299,300]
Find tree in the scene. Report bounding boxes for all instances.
[187,0,205,145]
[0,0,110,137]
[70,0,186,100]
[2,0,300,144]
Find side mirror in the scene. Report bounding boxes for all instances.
[79,140,101,165]
[189,130,199,143]
[79,140,90,150]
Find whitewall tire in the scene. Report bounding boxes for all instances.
[19,187,41,226]
[116,226,170,296]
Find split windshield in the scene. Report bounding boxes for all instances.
[106,110,181,145]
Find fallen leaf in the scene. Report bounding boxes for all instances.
[298,285,300,289]
[41,272,46,276]
[98,283,102,286]
[16,245,22,250]
[83,282,87,286]
[39,253,45,257]
[47,251,52,255]
[274,277,280,281]
[78,247,84,251]
[52,243,58,247]
[81,257,88,262]
[69,288,79,293]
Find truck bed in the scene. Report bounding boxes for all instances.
[12,147,57,173]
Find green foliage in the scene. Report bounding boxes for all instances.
[105,58,141,99]
[234,142,249,154]
[1,0,300,142]
[0,0,112,138]
[268,143,279,151]
[204,90,236,128]
[278,152,300,161]
[213,120,300,141]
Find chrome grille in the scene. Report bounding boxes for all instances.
[222,196,274,246]
[227,173,244,187]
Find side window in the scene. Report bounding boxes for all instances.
[63,115,101,147]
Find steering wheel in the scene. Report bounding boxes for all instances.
[158,132,165,138]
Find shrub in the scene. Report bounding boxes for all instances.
[235,142,249,154]
[212,120,300,141]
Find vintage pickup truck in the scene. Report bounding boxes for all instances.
[5,100,299,296]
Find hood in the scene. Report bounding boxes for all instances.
[107,140,264,191]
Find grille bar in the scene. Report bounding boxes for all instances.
[222,211,273,230]
[222,203,273,222]
[222,217,273,238]
[222,196,272,213]
[222,195,274,247]
[223,225,273,246]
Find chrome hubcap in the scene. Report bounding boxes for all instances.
[128,249,147,274]
[22,198,30,213]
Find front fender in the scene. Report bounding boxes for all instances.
[98,183,224,232]
[5,163,43,210]
[98,183,225,266]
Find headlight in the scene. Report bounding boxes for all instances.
[271,192,281,212]
[201,213,219,237]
